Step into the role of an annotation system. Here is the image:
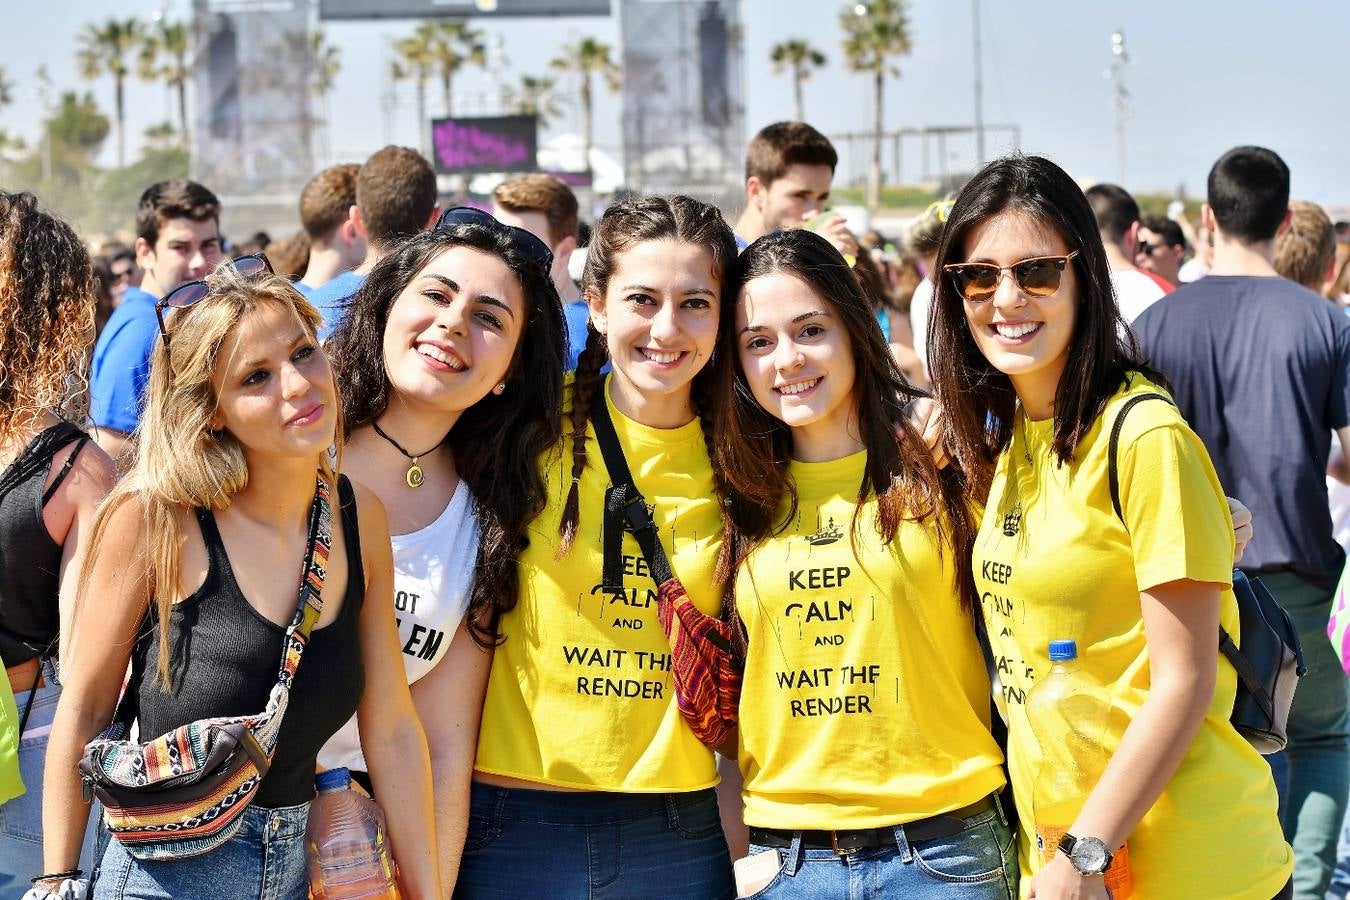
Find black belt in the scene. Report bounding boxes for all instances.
[748,795,997,856]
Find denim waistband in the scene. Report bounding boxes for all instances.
[470,780,715,825]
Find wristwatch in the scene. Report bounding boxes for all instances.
[1058,833,1113,876]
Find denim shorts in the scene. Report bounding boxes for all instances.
[455,781,735,899]
[742,801,1017,900]
[92,801,310,900]
[0,679,97,893]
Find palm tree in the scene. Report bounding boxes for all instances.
[550,38,621,181]
[394,29,436,155]
[310,29,341,160]
[506,75,563,128]
[419,20,486,119]
[840,0,911,208]
[77,17,145,168]
[770,39,827,123]
[138,20,190,150]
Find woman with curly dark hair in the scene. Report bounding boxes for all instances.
[0,192,116,891]
[322,210,565,890]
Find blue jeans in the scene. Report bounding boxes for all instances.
[455,782,735,899]
[1260,572,1350,900]
[92,801,310,900]
[741,803,1017,900]
[0,679,97,893]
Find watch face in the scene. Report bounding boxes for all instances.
[1070,838,1111,874]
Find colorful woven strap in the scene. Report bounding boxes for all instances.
[277,475,333,687]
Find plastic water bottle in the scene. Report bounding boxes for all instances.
[1026,640,1134,899]
[306,768,402,899]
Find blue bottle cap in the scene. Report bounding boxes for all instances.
[1048,639,1078,661]
[315,767,351,791]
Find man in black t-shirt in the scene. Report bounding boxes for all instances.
[1133,146,1350,900]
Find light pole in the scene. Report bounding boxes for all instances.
[972,0,984,165]
[1108,29,1130,185]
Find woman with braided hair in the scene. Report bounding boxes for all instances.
[0,192,116,891]
[461,195,739,899]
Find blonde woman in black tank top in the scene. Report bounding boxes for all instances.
[37,264,441,899]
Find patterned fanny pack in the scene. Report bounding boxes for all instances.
[77,474,333,861]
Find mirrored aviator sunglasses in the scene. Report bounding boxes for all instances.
[154,252,274,349]
[942,249,1080,303]
[435,206,554,272]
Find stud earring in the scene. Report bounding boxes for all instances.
[493,382,506,395]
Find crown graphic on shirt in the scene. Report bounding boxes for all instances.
[805,515,843,546]
[1001,502,1022,538]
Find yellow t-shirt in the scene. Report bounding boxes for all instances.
[736,450,1005,829]
[475,379,723,791]
[974,374,1292,899]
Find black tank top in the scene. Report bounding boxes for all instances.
[0,421,88,667]
[129,476,366,808]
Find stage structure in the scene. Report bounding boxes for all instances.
[619,0,745,205]
[190,0,316,234]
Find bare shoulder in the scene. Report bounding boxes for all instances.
[62,438,117,504]
[343,476,391,566]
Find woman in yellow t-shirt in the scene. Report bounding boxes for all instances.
[711,228,1016,899]
[460,196,739,899]
[927,154,1292,900]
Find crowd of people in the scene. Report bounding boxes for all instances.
[4,116,1349,900]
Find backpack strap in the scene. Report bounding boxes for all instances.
[1107,393,1259,703]
[1108,393,1175,521]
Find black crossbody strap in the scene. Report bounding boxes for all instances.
[1108,393,1174,521]
[1107,392,1253,692]
[591,395,675,591]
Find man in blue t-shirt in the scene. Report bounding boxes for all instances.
[307,145,439,338]
[89,179,222,471]
[294,163,364,299]
[491,174,586,368]
[1133,146,1350,900]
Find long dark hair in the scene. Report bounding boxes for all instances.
[327,225,565,645]
[929,153,1149,493]
[714,230,980,615]
[557,194,738,553]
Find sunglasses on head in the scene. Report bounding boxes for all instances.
[943,250,1079,303]
[435,206,554,272]
[154,252,273,349]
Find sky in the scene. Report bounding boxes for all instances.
[2,0,1348,207]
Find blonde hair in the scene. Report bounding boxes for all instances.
[79,265,340,686]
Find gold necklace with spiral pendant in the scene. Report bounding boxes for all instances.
[371,421,447,488]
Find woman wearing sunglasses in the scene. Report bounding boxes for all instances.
[928,155,1291,899]
[0,193,116,892]
[709,228,1013,899]
[37,259,441,899]
[322,210,565,890]
[459,196,739,899]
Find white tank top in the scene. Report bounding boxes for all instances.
[318,479,479,772]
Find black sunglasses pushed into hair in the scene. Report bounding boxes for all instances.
[943,250,1080,303]
[435,206,554,272]
[154,252,273,348]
